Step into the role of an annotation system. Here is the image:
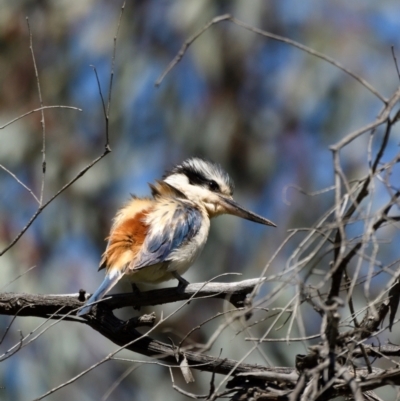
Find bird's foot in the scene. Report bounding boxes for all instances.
[172,271,189,293]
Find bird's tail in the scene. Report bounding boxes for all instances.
[77,269,123,316]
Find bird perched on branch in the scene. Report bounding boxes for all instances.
[78,157,275,316]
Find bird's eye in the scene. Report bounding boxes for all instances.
[208,180,220,192]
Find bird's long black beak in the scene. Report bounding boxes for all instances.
[219,196,276,227]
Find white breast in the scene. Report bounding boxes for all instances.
[167,211,210,275]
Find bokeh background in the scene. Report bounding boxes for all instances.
[1,1,400,400]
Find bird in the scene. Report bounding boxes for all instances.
[77,157,276,316]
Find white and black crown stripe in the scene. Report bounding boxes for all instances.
[164,158,235,195]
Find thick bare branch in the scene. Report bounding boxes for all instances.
[0,280,294,378]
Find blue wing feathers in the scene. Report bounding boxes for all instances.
[79,204,202,316]
[134,205,202,270]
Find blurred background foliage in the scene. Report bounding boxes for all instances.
[1,1,400,400]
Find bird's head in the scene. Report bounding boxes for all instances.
[162,157,276,227]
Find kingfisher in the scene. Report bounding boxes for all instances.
[78,157,275,316]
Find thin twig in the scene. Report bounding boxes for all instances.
[0,306,73,361]
[0,265,36,291]
[245,333,321,342]
[90,65,107,123]
[0,330,24,362]
[105,1,125,148]
[156,14,386,104]
[229,17,386,103]
[0,3,122,255]
[0,305,31,346]
[101,363,140,401]
[0,105,81,130]
[391,46,400,82]
[0,151,109,256]
[331,86,400,151]
[0,164,40,204]
[26,17,46,205]
[155,14,231,87]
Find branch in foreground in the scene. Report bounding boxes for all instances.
[0,279,294,377]
[0,278,265,318]
[97,278,265,309]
